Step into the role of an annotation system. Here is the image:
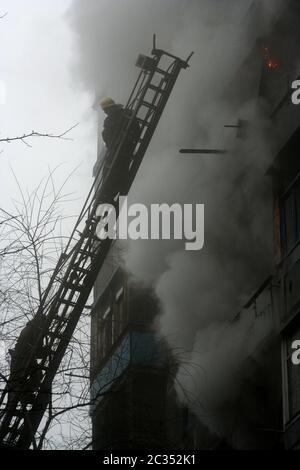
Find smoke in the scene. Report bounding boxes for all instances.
[67,0,283,446]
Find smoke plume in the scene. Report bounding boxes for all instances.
[67,0,284,446]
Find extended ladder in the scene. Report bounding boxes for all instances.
[0,36,192,449]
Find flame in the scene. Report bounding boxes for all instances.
[263,46,279,70]
[268,60,278,69]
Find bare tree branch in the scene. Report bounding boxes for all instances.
[0,124,79,148]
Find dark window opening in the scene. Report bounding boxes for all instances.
[280,177,300,255]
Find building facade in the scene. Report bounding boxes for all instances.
[90,0,300,450]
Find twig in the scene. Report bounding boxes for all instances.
[0,124,79,147]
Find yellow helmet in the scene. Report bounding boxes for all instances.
[99,97,115,110]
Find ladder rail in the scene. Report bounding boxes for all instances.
[0,41,191,448]
[15,47,169,322]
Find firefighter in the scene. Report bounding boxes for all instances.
[99,97,140,194]
[7,315,48,406]
[101,97,125,151]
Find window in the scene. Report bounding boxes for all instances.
[281,177,300,255]
[284,323,300,422]
[285,261,300,314]
[285,194,297,251]
[103,307,112,355]
[96,305,112,362]
[96,314,103,360]
[94,272,127,366]
[96,286,127,362]
[112,287,127,342]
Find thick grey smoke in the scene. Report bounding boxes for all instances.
[67,0,283,445]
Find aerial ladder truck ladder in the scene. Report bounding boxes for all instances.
[0,36,192,449]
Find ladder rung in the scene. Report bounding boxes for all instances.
[80,230,98,241]
[78,249,95,257]
[148,84,166,93]
[88,235,101,243]
[141,101,157,111]
[59,299,76,308]
[155,68,171,78]
[136,118,150,127]
[6,422,22,432]
[48,331,63,340]
[64,282,85,293]
[73,266,89,275]
[53,314,69,323]
[78,250,90,256]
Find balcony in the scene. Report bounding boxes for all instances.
[90,330,168,414]
[243,275,278,320]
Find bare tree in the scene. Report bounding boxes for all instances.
[0,168,93,449]
[0,12,94,447]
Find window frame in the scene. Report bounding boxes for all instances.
[113,286,127,342]
[280,172,300,257]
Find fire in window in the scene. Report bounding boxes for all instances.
[263,46,279,70]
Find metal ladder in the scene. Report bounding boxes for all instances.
[0,36,192,449]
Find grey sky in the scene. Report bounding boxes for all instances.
[0,0,95,223]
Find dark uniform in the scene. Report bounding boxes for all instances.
[7,315,47,407]
[102,103,125,151]
[101,104,140,196]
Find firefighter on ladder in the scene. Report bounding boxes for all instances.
[7,314,48,408]
[99,97,140,195]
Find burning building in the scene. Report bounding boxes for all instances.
[87,0,300,450]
